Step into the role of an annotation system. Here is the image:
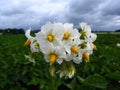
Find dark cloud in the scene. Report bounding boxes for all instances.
[65,0,120,30]
[103,1,120,15]
[1,9,25,16]
[69,0,103,14]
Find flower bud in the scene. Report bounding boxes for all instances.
[93,44,97,50]
[24,39,31,46]
[83,52,89,62]
[49,64,55,77]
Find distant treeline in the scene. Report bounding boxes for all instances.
[0,28,25,34]
[0,28,41,34]
[0,28,120,35]
[115,29,120,32]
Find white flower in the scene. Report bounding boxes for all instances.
[80,22,97,42]
[85,33,97,43]
[80,22,91,38]
[25,28,40,52]
[62,23,80,42]
[25,28,33,39]
[41,44,66,64]
[79,42,94,62]
[64,39,83,64]
[79,41,93,55]
[36,22,64,47]
[90,33,97,42]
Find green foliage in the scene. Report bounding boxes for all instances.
[0,34,120,90]
[82,74,108,89]
[106,72,120,81]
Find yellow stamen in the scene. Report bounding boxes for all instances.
[93,44,97,50]
[49,53,57,64]
[83,52,89,62]
[63,32,70,40]
[47,34,54,42]
[71,45,78,54]
[24,39,31,46]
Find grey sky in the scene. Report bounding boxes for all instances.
[0,0,120,31]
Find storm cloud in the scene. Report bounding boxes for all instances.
[0,0,120,31]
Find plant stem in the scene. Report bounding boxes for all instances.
[52,77,57,90]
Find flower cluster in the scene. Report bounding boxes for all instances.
[24,22,97,78]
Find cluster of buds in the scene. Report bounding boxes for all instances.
[24,22,97,78]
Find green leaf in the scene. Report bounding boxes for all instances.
[106,71,120,81]
[66,78,76,90]
[9,87,26,90]
[77,76,85,83]
[76,85,95,90]
[83,74,108,89]
[27,77,39,85]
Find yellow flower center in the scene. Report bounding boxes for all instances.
[83,52,89,62]
[47,34,54,42]
[71,45,78,54]
[63,32,70,40]
[49,53,57,64]
[24,39,31,46]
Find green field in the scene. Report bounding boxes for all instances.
[0,34,120,90]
